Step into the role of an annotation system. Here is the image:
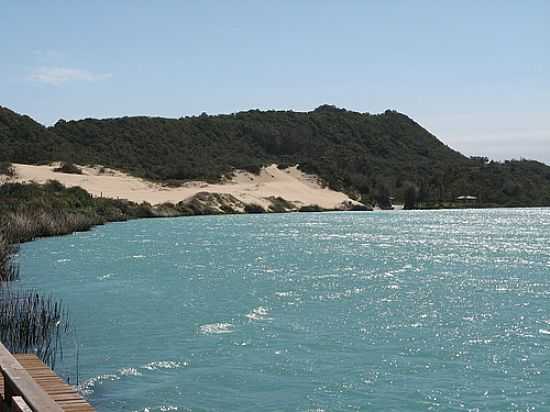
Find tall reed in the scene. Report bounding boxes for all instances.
[0,232,19,281]
[1,224,70,369]
[0,288,70,369]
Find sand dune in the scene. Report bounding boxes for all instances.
[9,163,361,210]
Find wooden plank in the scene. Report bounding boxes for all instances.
[12,396,33,412]
[0,343,63,412]
[14,354,95,412]
[2,366,64,412]
[0,345,94,412]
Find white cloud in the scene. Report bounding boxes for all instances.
[30,67,112,86]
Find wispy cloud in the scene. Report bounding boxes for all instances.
[29,67,112,86]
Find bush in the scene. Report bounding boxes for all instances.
[267,196,296,212]
[244,203,265,213]
[403,185,419,210]
[298,204,325,212]
[54,162,82,174]
[0,161,15,177]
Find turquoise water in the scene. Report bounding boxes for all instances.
[17,209,550,411]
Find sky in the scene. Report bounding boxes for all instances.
[1,1,549,164]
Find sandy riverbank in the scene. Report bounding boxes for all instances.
[9,163,362,210]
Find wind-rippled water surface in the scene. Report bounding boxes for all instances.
[18,209,550,411]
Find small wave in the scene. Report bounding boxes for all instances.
[78,373,120,396]
[119,367,142,377]
[199,322,234,334]
[79,360,187,396]
[246,306,271,321]
[56,258,71,263]
[132,406,179,412]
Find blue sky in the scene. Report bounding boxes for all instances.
[1,1,549,163]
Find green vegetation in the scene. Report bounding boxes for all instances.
[2,104,550,207]
[0,233,19,281]
[267,196,296,213]
[0,161,15,177]
[0,181,156,244]
[53,162,82,174]
[1,221,70,368]
[298,205,324,212]
[244,203,266,214]
[403,185,418,210]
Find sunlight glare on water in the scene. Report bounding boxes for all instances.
[18,209,550,411]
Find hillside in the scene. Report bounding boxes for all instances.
[2,104,550,207]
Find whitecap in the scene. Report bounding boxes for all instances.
[539,329,550,335]
[132,255,146,259]
[56,258,71,263]
[132,406,179,412]
[143,361,187,370]
[98,273,113,280]
[79,365,148,396]
[199,322,234,334]
[78,373,120,396]
[246,306,271,321]
[118,367,142,377]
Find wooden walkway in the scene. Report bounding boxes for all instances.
[0,346,94,412]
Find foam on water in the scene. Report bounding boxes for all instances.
[118,367,142,377]
[199,322,234,334]
[143,361,187,370]
[245,306,271,321]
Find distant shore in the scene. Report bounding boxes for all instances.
[10,162,366,213]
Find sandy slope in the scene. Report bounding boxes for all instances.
[9,163,359,210]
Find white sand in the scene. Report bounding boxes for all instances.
[8,163,359,210]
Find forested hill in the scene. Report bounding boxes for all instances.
[2,104,550,207]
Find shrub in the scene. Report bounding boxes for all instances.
[298,204,325,212]
[0,161,15,177]
[54,162,82,174]
[244,203,265,213]
[267,196,296,212]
